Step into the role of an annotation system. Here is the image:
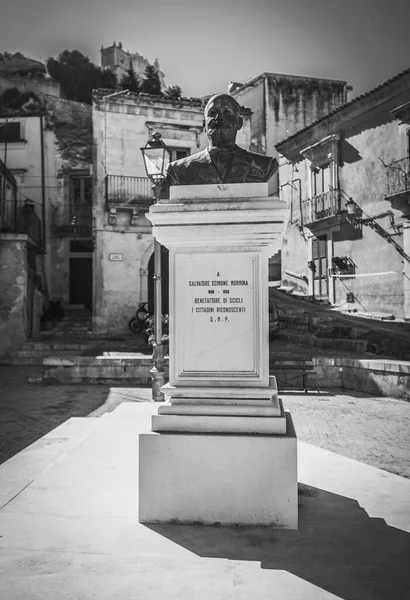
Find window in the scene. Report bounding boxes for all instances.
[169,147,190,162]
[69,175,92,223]
[70,176,92,209]
[0,122,21,143]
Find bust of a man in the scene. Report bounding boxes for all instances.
[166,93,277,186]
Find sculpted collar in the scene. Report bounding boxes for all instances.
[208,146,235,157]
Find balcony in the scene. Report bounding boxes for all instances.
[105,175,153,226]
[301,190,342,227]
[385,157,410,216]
[51,203,92,236]
[105,175,153,206]
[0,199,44,248]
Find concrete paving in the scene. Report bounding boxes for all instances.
[0,395,409,599]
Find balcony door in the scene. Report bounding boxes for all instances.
[312,235,328,300]
[69,175,92,228]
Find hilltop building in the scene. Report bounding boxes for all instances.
[100,42,166,90]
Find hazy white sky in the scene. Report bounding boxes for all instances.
[1,0,409,98]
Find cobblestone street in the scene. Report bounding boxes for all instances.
[0,366,110,465]
[0,365,409,478]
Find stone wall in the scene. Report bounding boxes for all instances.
[0,236,28,354]
[0,73,61,99]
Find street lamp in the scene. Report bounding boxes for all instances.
[141,132,171,401]
[345,197,357,216]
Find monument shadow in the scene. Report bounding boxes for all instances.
[144,483,410,600]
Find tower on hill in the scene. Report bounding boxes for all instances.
[100,41,166,90]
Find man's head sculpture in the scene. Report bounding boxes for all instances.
[165,93,277,186]
[203,94,243,150]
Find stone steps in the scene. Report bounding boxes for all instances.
[277,330,370,354]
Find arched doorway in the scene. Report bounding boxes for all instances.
[148,245,169,314]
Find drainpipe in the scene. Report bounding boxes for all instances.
[2,120,8,227]
[263,75,267,155]
[40,114,46,248]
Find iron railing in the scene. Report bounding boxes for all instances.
[105,175,153,205]
[51,203,92,234]
[385,156,410,197]
[0,199,43,246]
[301,190,341,225]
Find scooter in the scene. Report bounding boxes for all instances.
[128,302,148,334]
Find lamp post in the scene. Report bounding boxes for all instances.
[141,132,171,401]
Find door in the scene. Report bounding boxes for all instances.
[312,236,328,300]
[69,257,92,305]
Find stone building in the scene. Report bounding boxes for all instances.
[229,72,350,280]
[230,72,350,160]
[0,84,93,352]
[276,67,410,320]
[92,89,252,334]
[0,154,45,353]
[100,42,166,90]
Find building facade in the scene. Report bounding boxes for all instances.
[230,72,350,280]
[92,89,252,333]
[276,68,410,320]
[0,85,93,350]
[92,90,203,333]
[230,72,350,161]
[0,154,45,353]
[100,42,166,90]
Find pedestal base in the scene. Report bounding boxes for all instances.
[139,412,297,528]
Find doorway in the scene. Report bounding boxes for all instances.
[69,257,92,306]
[312,235,328,300]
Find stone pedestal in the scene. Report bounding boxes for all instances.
[139,181,297,527]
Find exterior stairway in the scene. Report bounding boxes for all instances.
[0,307,158,385]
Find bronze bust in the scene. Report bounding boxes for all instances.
[166,94,277,186]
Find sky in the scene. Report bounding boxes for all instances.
[1,0,410,100]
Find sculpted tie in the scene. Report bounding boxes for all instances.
[209,148,234,182]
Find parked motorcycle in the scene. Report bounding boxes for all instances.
[128,302,148,334]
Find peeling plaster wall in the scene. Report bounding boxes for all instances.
[266,76,347,158]
[0,238,27,354]
[232,79,265,154]
[233,74,347,163]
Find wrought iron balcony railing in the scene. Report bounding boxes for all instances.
[105,175,153,206]
[385,156,410,198]
[51,203,92,235]
[301,190,341,225]
[0,199,43,247]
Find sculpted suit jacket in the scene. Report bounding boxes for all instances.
[165,145,278,186]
